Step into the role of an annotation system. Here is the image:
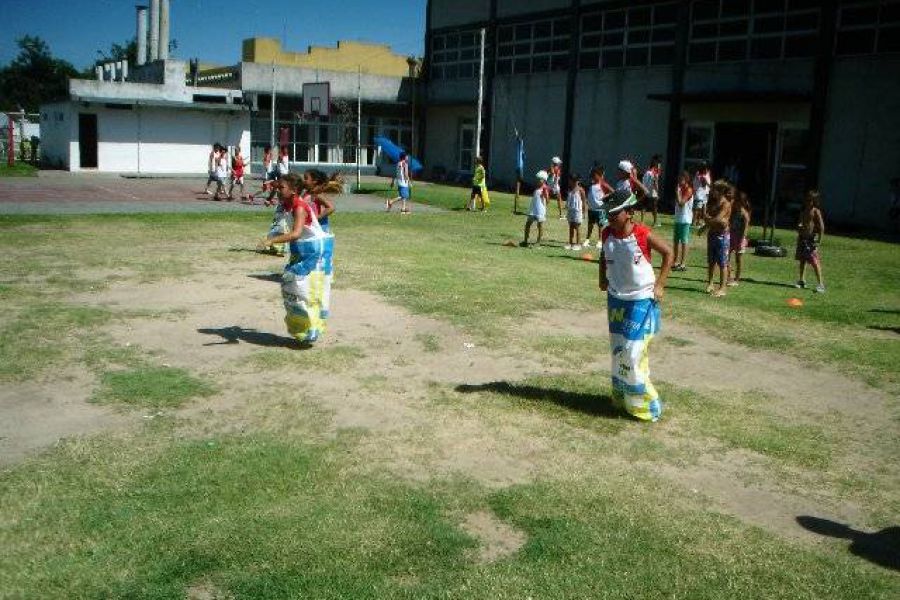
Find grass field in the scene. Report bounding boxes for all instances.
[0,184,898,598]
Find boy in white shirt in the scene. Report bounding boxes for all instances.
[599,181,673,422]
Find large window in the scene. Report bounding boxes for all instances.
[431,30,485,80]
[835,0,900,55]
[689,0,821,64]
[495,18,571,76]
[580,3,678,70]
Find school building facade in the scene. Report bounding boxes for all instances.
[421,0,900,227]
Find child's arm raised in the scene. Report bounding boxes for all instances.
[648,232,674,302]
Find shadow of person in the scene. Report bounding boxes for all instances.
[796,516,900,571]
[454,381,621,419]
[247,273,283,283]
[197,326,305,350]
[738,276,799,289]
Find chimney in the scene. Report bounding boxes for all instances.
[136,5,148,66]
[148,0,160,61]
[158,0,170,60]
[95,65,103,80]
[119,60,129,81]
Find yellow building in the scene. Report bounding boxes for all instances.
[242,38,414,78]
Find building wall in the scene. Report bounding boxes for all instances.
[487,72,568,187]
[569,67,672,185]
[423,105,475,177]
[429,0,490,29]
[39,102,75,169]
[44,103,250,173]
[242,38,412,78]
[239,62,410,103]
[683,60,815,95]
[819,55,900,227]
[496,0,569,19]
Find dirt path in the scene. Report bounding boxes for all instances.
[2,267,894,544]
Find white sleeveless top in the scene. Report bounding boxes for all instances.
[601,224,656,301]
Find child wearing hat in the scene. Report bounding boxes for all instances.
[521,170,550,247]
[599,182,674,422]
[548,156,564,218]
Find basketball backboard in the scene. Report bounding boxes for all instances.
[302,82,330,118]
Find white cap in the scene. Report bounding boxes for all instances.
[618,160,634,174]
[551,156,562,165]
[536,169,549,181]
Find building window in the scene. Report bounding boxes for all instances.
[689,0,821,64]
[496,17,571,76]
[835,0,900,55]
[431,30,485,80]
[580,3,678,70]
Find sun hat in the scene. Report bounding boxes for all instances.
[604,186,638,214]
[617,159,634,174]
[536,169,549,181]
[551,156,562,165]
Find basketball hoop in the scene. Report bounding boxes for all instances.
[302,82,330,118]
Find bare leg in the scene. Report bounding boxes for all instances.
[798,261,807,284]
[811,262,824,287]
[735,253,743,282]
[706,263,714,292]
[652,199,658,226]
[536,222,543,245]
[523,219,532,245]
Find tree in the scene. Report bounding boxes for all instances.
[93,39,138,70]
[0,36,78,112]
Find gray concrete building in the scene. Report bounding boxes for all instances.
[422,0,900,227]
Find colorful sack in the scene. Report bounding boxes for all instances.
[607,296,662,421]
[281,206,334,343]
[268,205,289,256]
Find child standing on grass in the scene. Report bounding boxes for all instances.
[640,154,662,226]
[727,191,751,286]
[703,182,733,297]
[548,156,564,219]
[692,162,711,226]
[521,170,549,248]
[565,173,586,251]
[584,166,613,248]
[795,189,826,293]
[387,152,412,214]
[599,187,673,422]
[672,171,693,271]
[261,173,335,345]
[468,157,490,211]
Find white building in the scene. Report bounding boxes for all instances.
[40,60,250,174]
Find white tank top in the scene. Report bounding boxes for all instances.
[601,224,656,301]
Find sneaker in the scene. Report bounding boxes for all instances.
[815,284,826,293]
[573,244,582,251]
[205,189,213,195]
[795,280,806,289]
[583,240,592,247]
[564,244,572,250]
[726,280,738,287]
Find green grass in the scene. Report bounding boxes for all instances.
[1,196,898,597]
[93,366,216,408]
[1,431,896,599]
[0,162,38,177]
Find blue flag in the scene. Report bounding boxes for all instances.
[515,136,525,180]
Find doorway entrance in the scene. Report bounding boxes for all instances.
[713,122,776,204]
[78,113,98,169]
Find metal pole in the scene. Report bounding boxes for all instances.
[474,27,486,163]
[270,63,276,151]
[356,66,362,191]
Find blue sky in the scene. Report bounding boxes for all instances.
[0,0,426,69]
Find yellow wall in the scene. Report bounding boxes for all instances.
[242,38,414,78]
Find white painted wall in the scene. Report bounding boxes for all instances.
[41,102,250,174]
[39,102,74,169]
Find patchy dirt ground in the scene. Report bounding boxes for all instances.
[1,262,895,547]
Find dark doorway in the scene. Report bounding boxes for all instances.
[713,122,776,205]
[78,113,98,169]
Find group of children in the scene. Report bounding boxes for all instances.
[203,143,248,201]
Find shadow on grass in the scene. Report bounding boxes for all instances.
[666,284,708,295]
[868,325,900,335]
[796,516,900,571]
[739,276,798,289]
[197,326,306,349]
[454,381,621,419]
[247,273,282,283]
[553,254,598,263]
[869,308,900,315]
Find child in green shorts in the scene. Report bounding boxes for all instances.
[672,171,694,271]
